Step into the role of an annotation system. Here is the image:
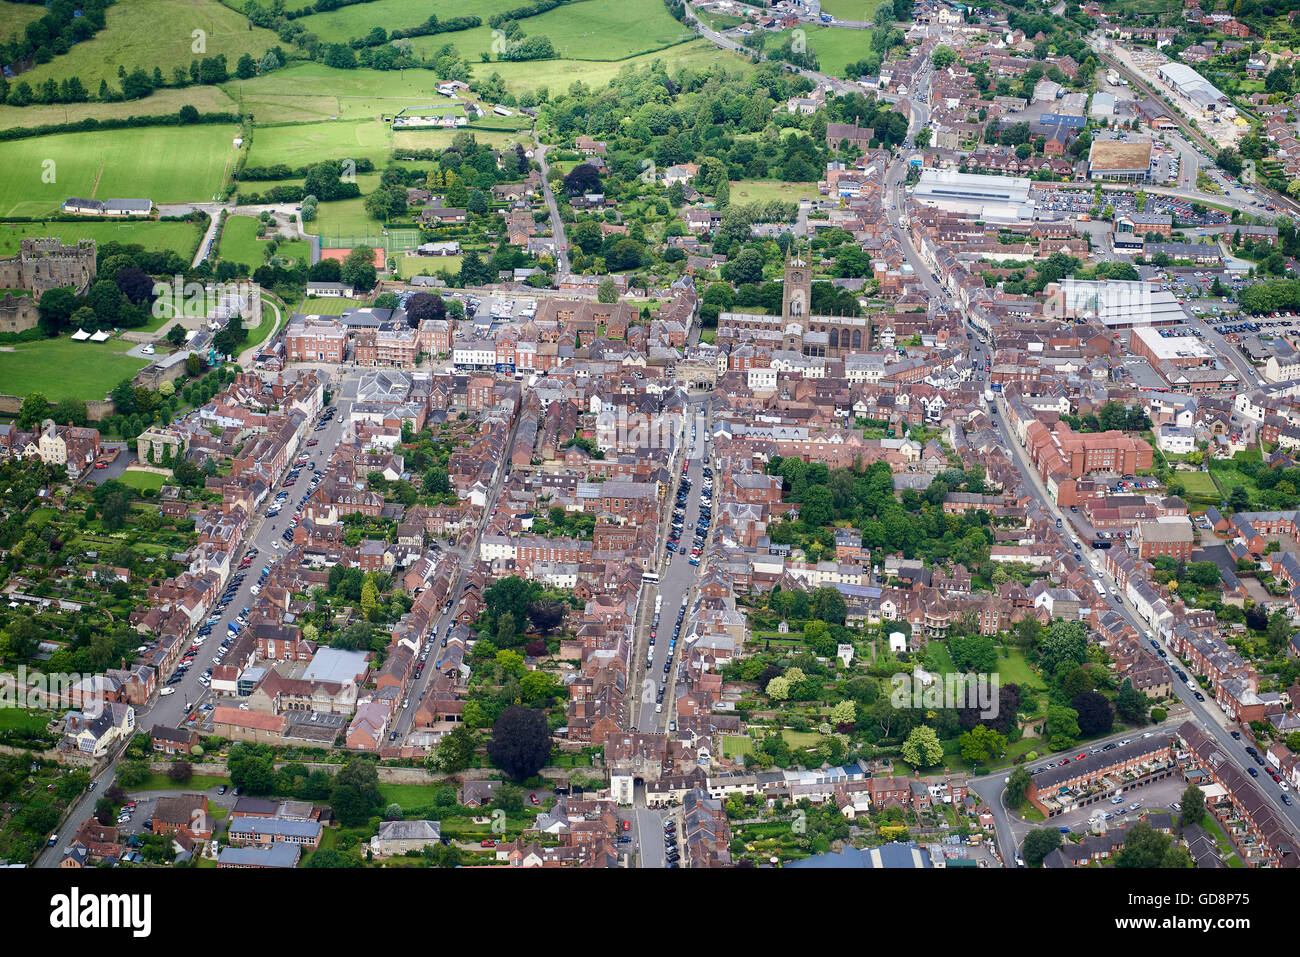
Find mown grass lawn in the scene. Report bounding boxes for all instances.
[295,296,367,316]
[377,782,446,810]
[0,124,239,217]
[395,253,462,280]
[721,734,754,759]
[0,219,203,260]
[1176,471,1218,498]
[729,179,819,205]
[247,119,392,170]
[997,649,1047,692]
[0,709,53,733]
[120,470,166,492]
[305,197,387,247]
[819,0,887,17]
[0,335,146,401]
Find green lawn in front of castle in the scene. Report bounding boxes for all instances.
[0,334,146,402]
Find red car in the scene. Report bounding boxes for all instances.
[622,820,631,831]
[480,839,497,848]
[1077,753,1086,761]
[530,794,539,805]
[94,462,108,469]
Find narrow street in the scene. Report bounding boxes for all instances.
[532,135,570,280]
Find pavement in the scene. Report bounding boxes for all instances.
[986,392,1300,845]
[631,399,714,734]
[533,137,571,280]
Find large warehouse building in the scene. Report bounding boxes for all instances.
[1157,62,1229,112]
[911,169,1035,223]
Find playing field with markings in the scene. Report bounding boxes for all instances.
[0,125,240,216]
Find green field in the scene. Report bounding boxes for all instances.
[0,0,48,34]
[1176,471,1219,497]
[13,0,279,93]
[0,220,203,258]
[219,215,310,270]
[246,119,393,170]
[376,781,447,809]
[0,335,147,401]
[120,469,167,492]
[230,64,471,125]
[771,23,870,77]
[1208,464,1256,500]
[0,125,240,217]
[307,197,386,246]
[0,86,237,132]
[0,708,52,733]
[721,734,754,759]
[296,296,367,316]
[729,179,819,205]
[297,0,522,43]
[395,253,462,279]
[469,37,753,94]
[239,172,383,201]
[395,127,529,152]
[996,649,1047,692]
[412,0,693,62]
[819,0,888,18]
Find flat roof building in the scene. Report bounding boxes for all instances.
[912,169,1035,223]
[1088,138,1154,182]
[1052,278,1184,328]
[1131,326,1215,368]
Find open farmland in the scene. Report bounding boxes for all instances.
[393,127,528,152]
[818,0,887,17]
[246,119,393,169]
[0,86,238,133]
[229,64,464,124]
[413,0,694,61]
[0,125,240,216]
[469,38,753,94]
[294,0,521,43]
[10,0,279,92]
[769,24,871,78]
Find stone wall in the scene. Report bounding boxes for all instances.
[0,394,116,421]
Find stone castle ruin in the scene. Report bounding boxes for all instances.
[0,237,98,334]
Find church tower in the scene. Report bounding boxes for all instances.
[782,249,811,322]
